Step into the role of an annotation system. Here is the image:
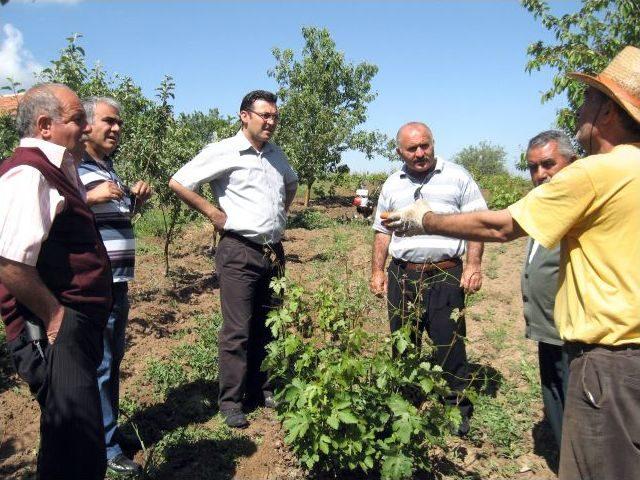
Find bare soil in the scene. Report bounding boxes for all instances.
[0,199,557,480]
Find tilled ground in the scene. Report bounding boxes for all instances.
[0,201,557,479]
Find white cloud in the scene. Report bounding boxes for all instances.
[0,23,42,89]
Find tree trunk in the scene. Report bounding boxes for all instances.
[304,180,313,207]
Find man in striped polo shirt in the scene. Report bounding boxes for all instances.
[370,122,486,436]
[79,97,152,476]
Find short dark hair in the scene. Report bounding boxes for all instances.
[240,90,277,112]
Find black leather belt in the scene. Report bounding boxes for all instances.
[221,231,281,255]
[564,341,640,357]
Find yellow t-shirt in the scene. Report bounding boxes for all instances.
[508,143,640,345]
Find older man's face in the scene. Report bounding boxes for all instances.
[48,87,91,159]
[526,140,572,186]
[396,126,436,175]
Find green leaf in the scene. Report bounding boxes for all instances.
[337,410,358,425]
[381,453,414,480]
[327,414,340,430]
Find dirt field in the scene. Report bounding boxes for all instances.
[0,200,558,479]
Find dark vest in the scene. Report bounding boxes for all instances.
[0,147,112,341]
[521,238,562,345]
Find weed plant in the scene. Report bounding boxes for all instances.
[287,209,335,230]
[264,274,460,480]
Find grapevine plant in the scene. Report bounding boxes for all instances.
[264,276,462,480]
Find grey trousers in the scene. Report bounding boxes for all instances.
[560,345,640,480]
[215,233,284,412]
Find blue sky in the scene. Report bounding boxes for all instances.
[0,1,577,174]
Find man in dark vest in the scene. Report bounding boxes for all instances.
[0,83,113,480]
[521,130,575,456]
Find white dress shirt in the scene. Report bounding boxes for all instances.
[0,138,84,266]
[171,130,298,244]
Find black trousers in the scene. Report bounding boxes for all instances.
[215,233,284,412]
[9,308,106,480]
[538,341,569,451]
[387,259,472,418]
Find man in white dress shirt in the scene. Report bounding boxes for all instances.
[169,90,298,428]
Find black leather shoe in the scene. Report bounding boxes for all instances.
[222,408,249,428]
[106,453,142,475]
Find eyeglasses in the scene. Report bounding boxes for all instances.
[246,109,280,122]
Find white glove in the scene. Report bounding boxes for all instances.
[383,199,432,236]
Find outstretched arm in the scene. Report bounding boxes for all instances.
[382,200,525,243]
[422,209,525,242]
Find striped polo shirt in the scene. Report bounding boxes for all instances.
[78,154,135,282]
[373,157,487,263]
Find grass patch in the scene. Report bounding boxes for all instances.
[465,290,487,308]
[469,355,540,461]
[287,209,335,229]
[145,358,188,397]
[485,251,500,280]
[144,313,222,397]
[145,425,256,479]
[485,324,507,351]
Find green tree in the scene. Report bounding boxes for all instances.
[452,141,507,177]
[0,34,235,275]
[178,109,239,145]
[0,78,23,158]
[0,114,18,159]
[523,0,640,133]
[270,26,393,206]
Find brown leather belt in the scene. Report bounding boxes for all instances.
[394,257,461,272]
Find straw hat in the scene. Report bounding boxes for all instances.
[569,46,640,124]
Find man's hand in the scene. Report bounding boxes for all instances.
[460,263,483,294]
[130,180,153,204]
[46,306,65,344]
[381,199,432,236]
[369,270,387,297]
[86,181,124,206]
[209,209,228,232]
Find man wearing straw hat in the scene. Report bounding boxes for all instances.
[381,46,640,479]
